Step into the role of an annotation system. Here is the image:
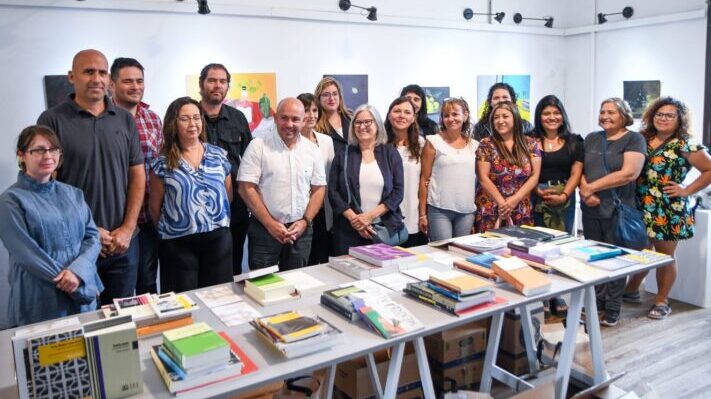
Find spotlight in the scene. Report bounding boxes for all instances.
[462,8,505,24]
[338,0,377,21]
[513,13,554,28]
[597,6,634,24]
[197,0,210,14]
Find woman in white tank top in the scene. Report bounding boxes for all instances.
[418,98,479,241]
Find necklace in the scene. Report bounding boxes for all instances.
[543,136,559,150]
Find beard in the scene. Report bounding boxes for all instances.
[200,88,226,106]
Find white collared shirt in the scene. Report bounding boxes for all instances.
[238,129,327,224]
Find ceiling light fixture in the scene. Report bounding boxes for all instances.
[197,0,210,15]
[462,8,505,23]
[513,13,554,28]
[339,0,377,21]
[598,6,633,24]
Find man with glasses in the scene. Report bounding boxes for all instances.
[109,57,162,295]
[37,49,145,305]
[198,63,252,275]
[237,98,326,270]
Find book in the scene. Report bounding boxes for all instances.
[149,292,198,319]
[256,311,323,343]
[280,270,325,294]
[251,316,343,358]
[589,256,637,271]
[370,272,418,292]
[151,332,255,396]
[569,243,623,262]
[136,315,193,338]
[401,264,453,281]
[243,273,297,306]
[453,259,499,281]
[507,238,541,253]
[162,323,230,370]
[429,270,494,296]
[350,294,423,339]
[339,279,394,297]
[195,286,244,308]
[488,226,555,241]
[492,257,552,296]
[620,249,672,264]
[546,256,609,283]
[465,253,501,268]
[348,243,418,268]
[83,318,142,399]
[450,235,514,253]
[529,243,561,259]
[321,285,363,321]
[210,302,262,328]
[328,255,388,279]
[520,225,570,239]
[508,248,547,266]
[404,282,496,315]
[112,293,155,323]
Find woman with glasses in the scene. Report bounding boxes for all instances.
[386,96,427,247]
[314,77,353,155]
[297,93,335,264]
[624,97,711,320]
[474,82,533,141]
[0,125,103,326]
[474,101,541,233]
[419,98,479,241]
[400,84,439,136]
[150,97,233,293]
[329,104,405,255]
[580,98,646,327]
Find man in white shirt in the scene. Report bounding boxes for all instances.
[237,98,327,270]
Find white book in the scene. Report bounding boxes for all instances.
[211,302,262,327]
[280,270,325,294]
[547,256,609,283]
[370,273,418,292]
[339,279,394,297]
[195,286,244,308]
[589,256,637,271]
[402,264,453,281]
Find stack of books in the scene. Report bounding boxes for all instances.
[448,234,513,256]
[251,311,343,358]
[488,225,558,241]
[404,270,496,316]
[243,273,298,306]
[492,257,552,296]
[151,323,252,395]
[507,239,560,271]
[348,243,418,268]
[103,292,198,337]
[455,253,503,280]
[328,254,396,279]
[350,294,424,338]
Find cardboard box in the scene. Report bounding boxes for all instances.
[334,349,423,399]
[425,324,487,364]
[429,352,485,393]
[540,322,592,374]
[495,306,544,375]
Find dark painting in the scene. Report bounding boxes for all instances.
[423,86,450,124]
[623,80,661,118]
[43,75,73,109]
[323,74,368,111]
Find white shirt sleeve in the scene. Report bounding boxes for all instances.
[236,139,263,184]
[310,146,327,186]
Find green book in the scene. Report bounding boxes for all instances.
[163,323,229,369]
[248,273,285,287]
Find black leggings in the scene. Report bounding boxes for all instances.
[582,215,625,316]
[159,227,233,293]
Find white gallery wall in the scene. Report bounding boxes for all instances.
[0,0,706,328]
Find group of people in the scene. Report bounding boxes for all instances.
[1,49,710,330]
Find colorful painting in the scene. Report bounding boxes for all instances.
[186,72,277,133]
[476,75,531,122]
[323,74,368,111]
[423,86,450,124]
[44,75,74,109]
[623,80,661,118]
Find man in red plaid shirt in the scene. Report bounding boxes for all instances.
[110,57,163,295]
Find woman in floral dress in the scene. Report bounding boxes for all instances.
[625,97,711,319]
[475,101,541,232]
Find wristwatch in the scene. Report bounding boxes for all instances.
[303,216,313,228]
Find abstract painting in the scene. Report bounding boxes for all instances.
[323,74,368,111]
[423,86,450,124]
[476,75,531,122]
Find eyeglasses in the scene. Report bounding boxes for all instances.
[654,112,677,121]
[320,92,339,99]
[27,147,62,157]
[354,119,374,128]
[178,115,202,123]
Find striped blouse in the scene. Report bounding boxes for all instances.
[152,143,231,239]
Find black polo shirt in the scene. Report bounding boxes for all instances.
[37,95,144,230]
[203,103,252,213]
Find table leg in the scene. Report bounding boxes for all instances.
[321,363,337,399]
[479,311,504,393]
[583,285,609,384]
[519,304,539,375]
[554,288,584,399]
[382,342,405,399]
[414,336,436,398]
[366,352,383,398]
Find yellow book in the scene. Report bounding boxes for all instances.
[429,269,494,295]
[258,311,322,343]
[492,257,551,296]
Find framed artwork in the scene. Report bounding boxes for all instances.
[43,75,73,109]
[323,74,369,111]
[422,86,450,124]
[623,80,661,118]
[476,75,531,122]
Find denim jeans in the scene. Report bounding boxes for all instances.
[97,235,139,306]
[427,205,475,241]
[135,222,159,295]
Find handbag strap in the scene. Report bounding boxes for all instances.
[600,131,622,205]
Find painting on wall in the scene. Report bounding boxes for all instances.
[423,86,450,124]
[323,74,369,111]
[187,72,277,134]
[44,75,74,109]
[623,80,661,118]
[476,75,531,122]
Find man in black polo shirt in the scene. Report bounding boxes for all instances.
[198,63,253,275]
[37,49,145,304]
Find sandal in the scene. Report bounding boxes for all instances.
[550,297,568,316]
[648,303,671,320]
[622,290,642,304]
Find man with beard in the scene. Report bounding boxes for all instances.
[110,57,162,295]
[198,63,252,274]
[38,49,145,304]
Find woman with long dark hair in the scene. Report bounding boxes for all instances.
[474,82,533,141]
[400,84,439,136]
[386,96,427,247]
[475,101,541,232]
[624,96,711,319]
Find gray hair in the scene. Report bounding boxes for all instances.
[348,104,387,146]
[601,97,634,127]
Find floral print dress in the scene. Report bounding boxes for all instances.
[637,137,706,241]
[475,136,541,232]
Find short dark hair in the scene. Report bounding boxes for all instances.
[16,125,63,171]
[199,63,231,85]
[110,57,144,81]
[297,93,317,110]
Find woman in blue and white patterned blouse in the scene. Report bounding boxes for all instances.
[150,97,233,292]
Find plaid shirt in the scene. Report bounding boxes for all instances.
[134,102,163,224]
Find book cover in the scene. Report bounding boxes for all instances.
[492,257,551,296]
[507,238,541,253]
[589,256,637,271]
[195,286,243,308]
[246,273,285,287]
[570,244,623,262]
[488,226,554,241]
[163,323,230,369]
[257,311,322,343]
[453,259,498,281]
[520,225,569,238]
[620,249,671,264]
[348,243,417,267]
[401,264,453,281]
[84,321,142,399]
[28,327,91,399]
[465,253,500,268]
[370,272,418,292]
[250,316,342,358]
[350,294,423,338]
[328,255,379,279]
[451,235,513,253]
[149,292,198,319]
[547,256,609,282]
[136,315,193,338]
[429,269,494,295]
